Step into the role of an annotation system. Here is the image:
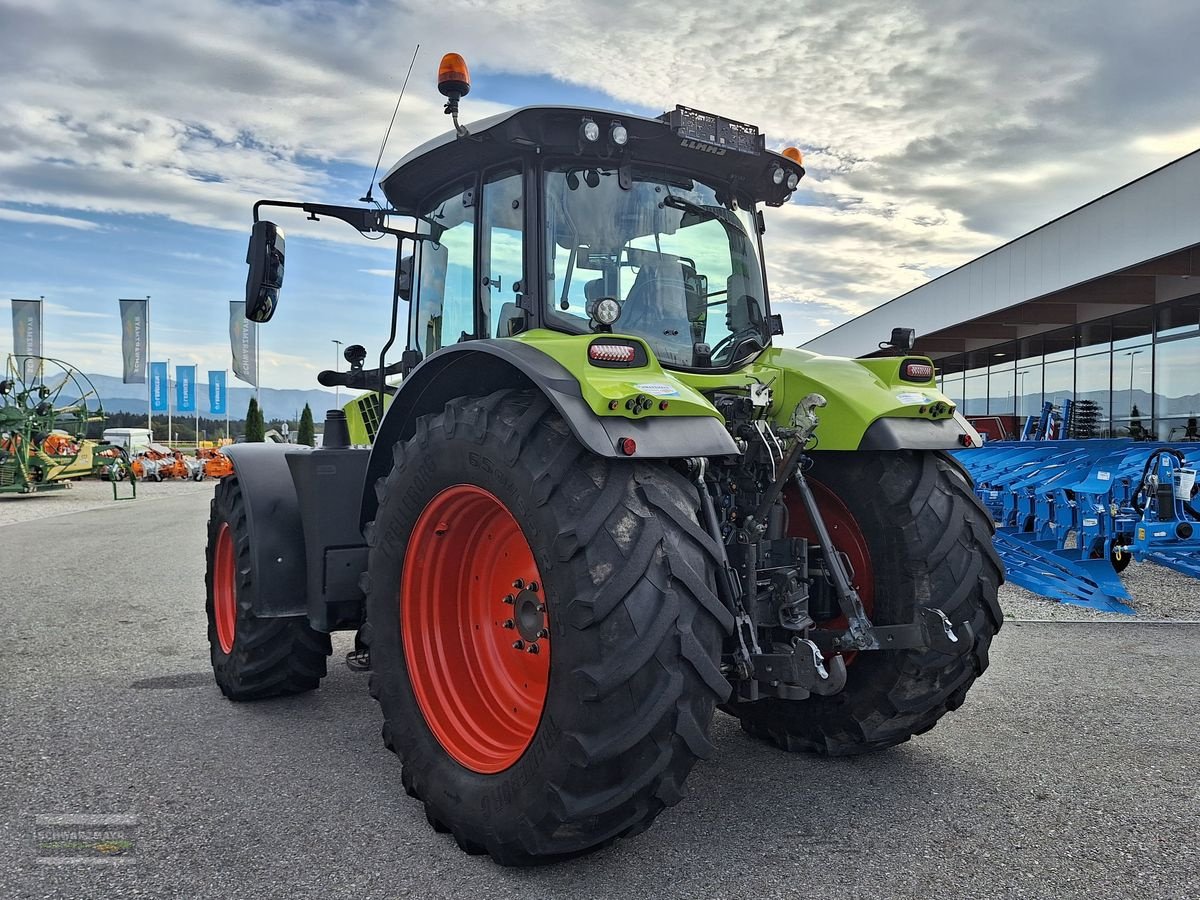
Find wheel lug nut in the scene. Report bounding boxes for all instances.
[536,628,549,639]
[502,594,514,604]
[527,581,539,592]
[512,640,525,650]
[512,578,524,589]
[503,619,515,629]
[526,643,539,654]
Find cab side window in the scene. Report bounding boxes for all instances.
[480,169,525,338]
[412,183,476,354]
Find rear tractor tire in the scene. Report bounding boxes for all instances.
[728,449,1003,755]
[204,475,331,700]
[364,389,731,865]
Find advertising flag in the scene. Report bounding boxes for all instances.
[10,298,42,382]
[119,298,148,384]
[229,301,257,386]
[176,365,196,412]
[150,362,169,412]
[209,370,227,416]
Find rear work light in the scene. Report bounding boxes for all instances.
[900,359,935,382]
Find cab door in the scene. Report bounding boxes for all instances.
[479,166,526,338]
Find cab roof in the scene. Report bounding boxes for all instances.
[379,105,804,214]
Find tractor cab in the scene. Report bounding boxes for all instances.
[380,102,803,371]
[246,55,805,384]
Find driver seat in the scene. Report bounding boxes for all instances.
[623,262,691,338]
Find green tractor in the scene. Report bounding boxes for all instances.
[207,55,1002,865]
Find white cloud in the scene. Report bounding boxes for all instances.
[44,302,113,319]
[0,206,98,230]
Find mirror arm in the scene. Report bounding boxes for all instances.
[252,199,426,241]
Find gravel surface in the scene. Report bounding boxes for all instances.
[0,478,213,527]
[2,491,1199,899]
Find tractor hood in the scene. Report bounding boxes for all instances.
[379,105,804,214]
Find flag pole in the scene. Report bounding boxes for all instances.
[37,295,45,382]
[167,357,173,446]
[145,295,151,432]
[225,368,230,442]
[195,362,200,446]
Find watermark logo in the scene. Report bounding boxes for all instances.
[34,814,138,865]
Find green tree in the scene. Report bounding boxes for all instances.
[245,397,265,442]
[297,403,315,447]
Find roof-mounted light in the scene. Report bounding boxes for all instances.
[782,146,803,164]
[610,122,628,146]
[580,119,600,143]
[437,53,471,100]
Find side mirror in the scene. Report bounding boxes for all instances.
[245,221,285,323]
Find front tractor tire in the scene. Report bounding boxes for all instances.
[729,450,1003,755]
[364,389,730,865]
[204,475,331,700]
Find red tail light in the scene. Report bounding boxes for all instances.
[589,344,636,363]
[900,359,935,382]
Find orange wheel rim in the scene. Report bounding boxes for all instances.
[214,523,237,654]
[401,485,549,774]
[785,478,874,664]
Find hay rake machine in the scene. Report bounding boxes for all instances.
[954,438,1200,612]
[0,355,106,494]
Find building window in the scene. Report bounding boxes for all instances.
[1015,361,1043,419]
[988,362,1015,417]
[1074,352,1111,436]
[1111,306,1153,350]
[963,371,988,416]
[1111,347,1152,439]
[1043,357,1074,409]
[1154,334,1200,440]
[1078,319,1110,355]
[1156,294,1200,340]
[1042,326,1075,361]
[942,375,964,406]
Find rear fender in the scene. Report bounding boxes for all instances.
[221,443,309,618]
[359,339,739,528]
[750,348,980,451]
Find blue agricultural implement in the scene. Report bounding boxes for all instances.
[954,438,1200,612]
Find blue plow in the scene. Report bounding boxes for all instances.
[953,440,1200,613]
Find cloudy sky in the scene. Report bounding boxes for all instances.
[4,0,1200,390]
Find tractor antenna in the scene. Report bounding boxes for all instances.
[361,43,421,205]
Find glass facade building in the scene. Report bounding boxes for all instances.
[937,293,1200,440]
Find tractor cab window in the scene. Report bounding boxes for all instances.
[411,183,476,355]
[480,169,525,338]
[544,165,767,368]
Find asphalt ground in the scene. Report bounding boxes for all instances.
[1,490,1197,899]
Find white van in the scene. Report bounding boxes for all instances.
[102,428,155,454]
